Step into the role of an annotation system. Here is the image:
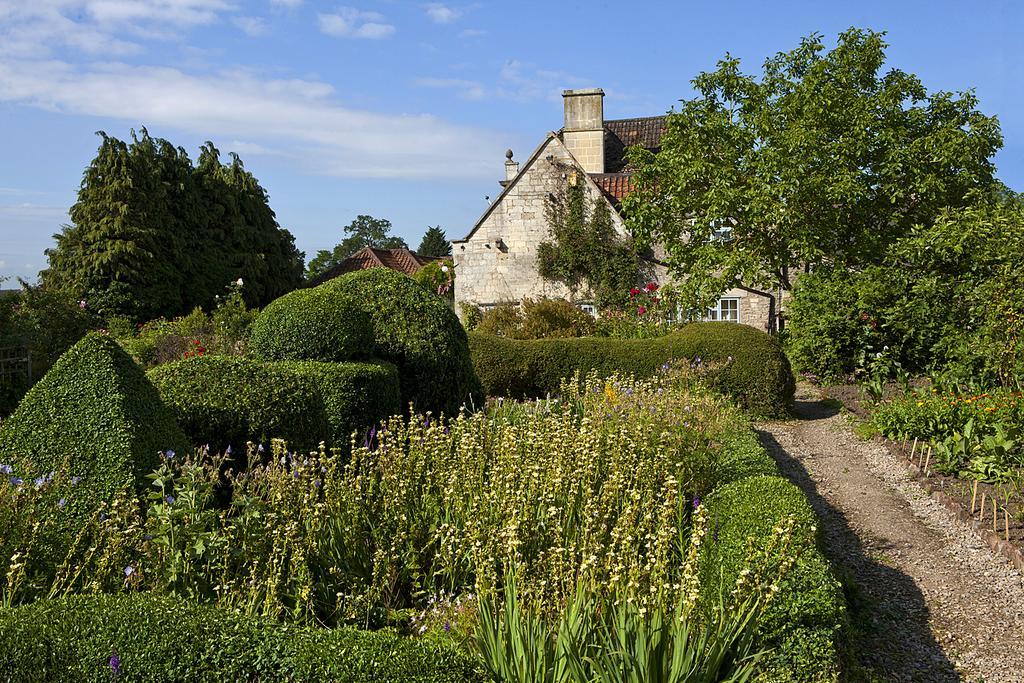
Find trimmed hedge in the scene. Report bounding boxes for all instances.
[468,322,796,417]
[0,333,188,523]
[320,269,482,417]
[148,356,328,451]
[716,427,779,486]
[277,360,401,445]
[248,286,373,363]
[0,594,486,682]
[700,475,846,683]
[148,357,401,451]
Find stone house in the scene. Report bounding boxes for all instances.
[452,88,779,331]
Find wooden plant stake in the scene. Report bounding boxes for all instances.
[911,438,919,461]
[980,493,987,523]
[1005,508,1011,543]
[971,481,979,514]
[993,499,998,534]
[923,447,932,477]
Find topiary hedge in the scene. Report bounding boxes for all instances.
[277,360,401,446]
[248,286,374,363]
[716,427,779,486]
[148,357,400,451]
[699,475,846,683]
[148,356,328,451]
[0,333,188,525]
[319,269,482,417]
[0,594,487,682]
[469,322,795,417]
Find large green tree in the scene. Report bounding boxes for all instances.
[416,225,451,257]
[624,28,1003,313]
[305,215,407,281]
[42,130,304,320]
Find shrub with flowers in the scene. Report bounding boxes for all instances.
[596,282,681,339]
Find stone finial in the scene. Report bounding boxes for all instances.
[505,148,514,160]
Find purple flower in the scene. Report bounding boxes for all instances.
[0,464,11,475]
[71,476,82,485]
[143,534,153,541]
[164,495,175,505]
[57,497,67,509]
[313,479,322,489]
[9,477,22,486]
[123,566,134,578]
[33,476,46,489]
[163,450,175,460]
[225,445,233,455]
[443,622,451,632]
[110,651,120,674]
[692,495,701,510]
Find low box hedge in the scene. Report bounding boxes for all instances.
[277,360,401,446]
[0,594,487,682]
[148,357,400,451]
[469,322,796,417]
[0,333,188,525]
[700,475,846,683]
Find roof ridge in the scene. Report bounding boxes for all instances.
[605,115,667,124]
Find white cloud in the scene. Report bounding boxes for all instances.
[233,15,269,37]
[425,3,460,24]
[415,77,484,100]
[0,59,504,179]
[270,0,302,6]
[458,28,485,38]
[497,60,589,102]
[0,1,234,57]
[318,7,394,39]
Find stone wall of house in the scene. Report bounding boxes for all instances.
[454,136,668,311]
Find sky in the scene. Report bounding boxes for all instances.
[0,0,1022,283]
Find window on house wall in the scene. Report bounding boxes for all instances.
[577,302,597,318]
[705,297,740,323]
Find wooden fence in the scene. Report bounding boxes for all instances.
[0,346,31,387]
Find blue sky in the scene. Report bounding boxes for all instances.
[1,0,1021,283]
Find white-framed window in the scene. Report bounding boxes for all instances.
[706,297,740,323]
[577,302,598,318]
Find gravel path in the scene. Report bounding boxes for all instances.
[757,384,1024,683]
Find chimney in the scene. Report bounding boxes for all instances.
[561,88,604,174]
[504,149,519,182]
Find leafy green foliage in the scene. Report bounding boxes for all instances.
[113,281,257,369]
[788,199,1024,384]
[411,259,454,301]
[248,286,374,363]
[417,225,451,258]
[306,215,408,282]
[0,333,188,526]
[625,29,1002,313]
[475,299,597,339]
[0,594,486,682]
[148,356,329,451]
[469,322,795,417]
[701,476,846,683]
[537,174,651,308]
[320,268,482,417]
[42,131,304,321]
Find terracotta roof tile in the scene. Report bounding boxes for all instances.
[589,173,634,203]
[604,116,666,172]
[308,247,438,286]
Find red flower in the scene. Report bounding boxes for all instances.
[645,282,658,292]
[194,339,202,346]
[629,288,641,297]
[637,306,647,315]
[651,296,660,304]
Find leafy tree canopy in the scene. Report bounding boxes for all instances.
[624,28,1003,312]
[537,171,650,309]
[417,225,451,258]
[42,129,305,321]
[305,215,407,281]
